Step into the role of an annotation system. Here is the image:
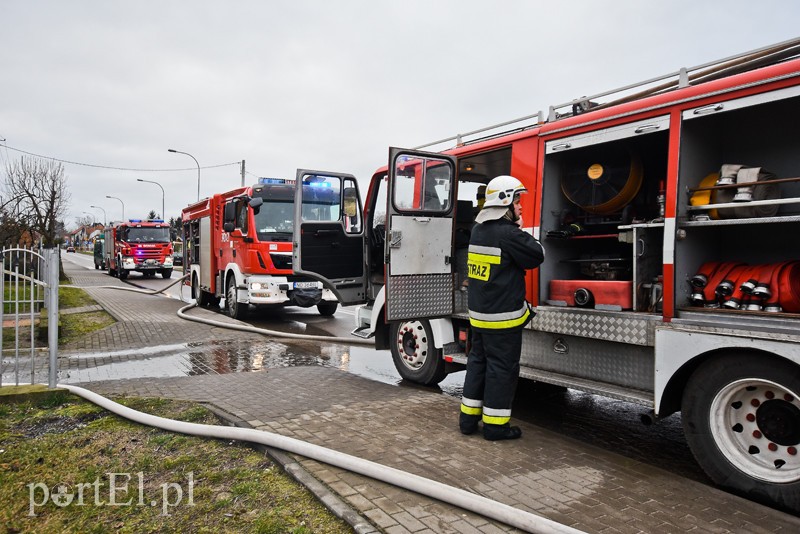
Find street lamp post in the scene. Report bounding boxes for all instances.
[89,205,107,226]
[168,148,200,202]
[106,196,125,221]
[137,178,165,220]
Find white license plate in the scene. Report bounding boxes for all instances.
[294,281,319,289]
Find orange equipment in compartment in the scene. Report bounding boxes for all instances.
[549,280,633,309]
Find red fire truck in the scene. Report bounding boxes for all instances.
[105,219,174,279]
[181,178,339,319]
[292,39,800,511]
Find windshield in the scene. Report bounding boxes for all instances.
[254,183,341,242]
[121,226,171,243]
[254,199,294,240]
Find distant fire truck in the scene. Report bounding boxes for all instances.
[292,39,800,512]
[105,219,173,279]
[181,178,339,319]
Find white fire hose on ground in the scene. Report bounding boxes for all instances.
[60,274,585,533]
[58,383,584,534]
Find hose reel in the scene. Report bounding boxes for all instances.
[560,145,643,215]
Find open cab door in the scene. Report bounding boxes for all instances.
[292,169,367,305]
[385,148,457,321]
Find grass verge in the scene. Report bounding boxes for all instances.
[1,285,116,349]
[0,393,353,533]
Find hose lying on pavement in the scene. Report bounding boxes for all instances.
[177,302,374,345]
[62,272,191,296]
[59,383,585,534]
[68,273,375,345]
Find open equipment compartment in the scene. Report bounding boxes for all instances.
[539,115,670,312]
[675,86,800,316]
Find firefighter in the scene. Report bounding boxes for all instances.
[460,175,545,440]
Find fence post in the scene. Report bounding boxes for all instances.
[46,248,59,388]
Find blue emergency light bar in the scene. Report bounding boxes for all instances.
[304,180,331,188]
[258,177,287,184]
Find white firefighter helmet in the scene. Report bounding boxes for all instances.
[483,175,527,208]
[475,175,527,223]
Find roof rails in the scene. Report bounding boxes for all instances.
[414,37,800,152]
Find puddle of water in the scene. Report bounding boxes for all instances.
[56,337,467,397]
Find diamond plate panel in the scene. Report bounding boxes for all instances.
[386,274,453,320]
[521,330,654,390]
[530,307,657,346]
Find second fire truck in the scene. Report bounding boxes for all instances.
[291,39,800,512]
[105,219,174,279]
[181,178,339,319]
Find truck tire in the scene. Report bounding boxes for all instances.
[682,354,800,513]
[226,275,248,320]
[107,261,116,277]
[161,269,172,279]
[191,273,220,308]
[389,319,446,386]
[317,302,338,316]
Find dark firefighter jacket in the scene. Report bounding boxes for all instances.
[467,217,545,332]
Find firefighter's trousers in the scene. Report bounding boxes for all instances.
[460,329,522,428]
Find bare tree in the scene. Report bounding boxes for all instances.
[75,214,95,228]
[2,156,71,248]
[0,207,29,247]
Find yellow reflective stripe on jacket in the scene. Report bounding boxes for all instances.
[469,305,530,330]
[467,244,501,266]
[467,252,501,265]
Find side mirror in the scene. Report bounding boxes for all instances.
[223,202,236,225]
[249,196,263,216]
[343,187,358,218]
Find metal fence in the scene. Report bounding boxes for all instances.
[0,246,59,387]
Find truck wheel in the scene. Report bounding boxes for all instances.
[118,268,128,280]
[107,262,115,277]
[161,269,172,279]
[682,354,800,513]
[389,319,446,386]
[317,302,338,316]
[192,274,208,306]
[226,276,248,320]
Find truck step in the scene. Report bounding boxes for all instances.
[350,326,374,339]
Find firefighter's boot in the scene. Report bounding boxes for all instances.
[459,412,480,435]
[483,423,522,441]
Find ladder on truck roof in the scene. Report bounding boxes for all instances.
[413,37,800,152]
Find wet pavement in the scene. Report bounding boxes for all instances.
[3,258,800,532]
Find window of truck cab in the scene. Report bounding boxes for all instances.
[392,154,452,213]
[253,183,294,242]
[298,173,362,234]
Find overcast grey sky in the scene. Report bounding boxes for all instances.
[2,1,799,229]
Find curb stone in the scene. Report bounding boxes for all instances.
[202,402,377,533]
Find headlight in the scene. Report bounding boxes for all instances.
[251,282,262,290]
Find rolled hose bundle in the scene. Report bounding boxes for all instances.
[689,261,800,313]
[778,261,800,313]
[701,262,745,307]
